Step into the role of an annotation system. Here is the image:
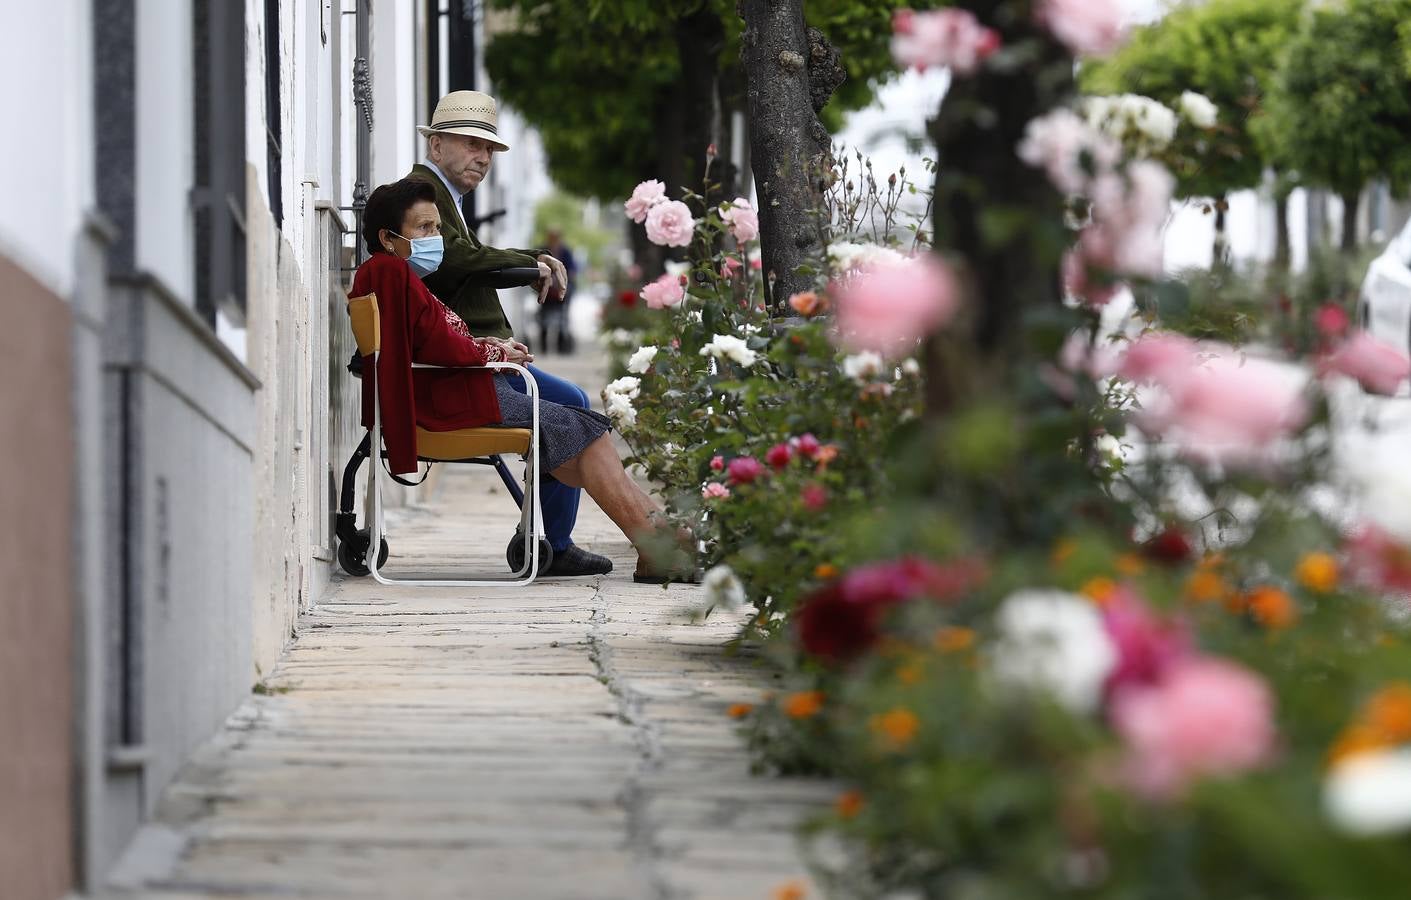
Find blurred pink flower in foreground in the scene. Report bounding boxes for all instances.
[624,179,666,224]
[1346,526,1411,594]
[727,456,767,486]
[1036,0,1126,58]
[1018,108,1119,196]
[891,8,1001,75]
[1112,657,1276,799]
[831,255,959,357]
[1315,303,1351,339]
[1322,331,1411,396]
[645,200,696,247]
[719,198,759,243]
[640,274,685,309]
[1102,590,1193,700]
[1117,332,1199,383]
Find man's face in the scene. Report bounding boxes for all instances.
[429,133,495,193]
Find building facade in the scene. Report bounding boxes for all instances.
[0,3,547,896]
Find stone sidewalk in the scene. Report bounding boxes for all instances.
[110,352,834,899]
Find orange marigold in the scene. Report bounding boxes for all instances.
[1328,723,1388,767]
[772,881,807,900]
[1115,553,1147,577]
[834,789,865,819]
[783,690,825,719]
[1246,585,1298,630]
[726,703,755,719]
[871,707,920,748]
[1080,576,1121,607]
[814,563,839,580]
[897,661,924,685]
[1295,552,1339,593]
[1365,683,1411,742]
[1184,569,1232,604]
[934,626,977,653]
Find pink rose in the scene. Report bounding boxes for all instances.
[1059,331,1123,380]
[832,254,959,357]
[701,482,731,500]
[1322,331,1411,396]
[1018,108,1120,196]
[1112,657,1275,799]
[640,273,685,309]
[793,433,822,460]
[719,198,760,243]
[727,456,766,485]
[625,179,666,224]
[1117,332,1199,383]
[1138,350,1309,467]
[1102,590,1193,700]
[1036,0,1125,58]
[891,8,1001,75]
[801,484,829,511]
[709,455,725,471]
[765,443,793,469]
[720,255,744,279]
[645,199,696,248]
[1315,303,1351,338]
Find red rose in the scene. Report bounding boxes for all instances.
[794,432,822,459]
[766,443,793,469]
[1142,527,1194,564]
[801,483,828,511]
[618,290,638,308]
[1315,303,1350,338]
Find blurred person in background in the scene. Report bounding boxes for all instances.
[538,229,577,355]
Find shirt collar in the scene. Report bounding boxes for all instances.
[423,159,466,225]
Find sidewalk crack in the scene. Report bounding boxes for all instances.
[587,579,675,900]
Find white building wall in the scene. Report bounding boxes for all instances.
[0,0,93,296]
[134,0,196,302]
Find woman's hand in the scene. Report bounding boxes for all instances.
[486,336,534,365]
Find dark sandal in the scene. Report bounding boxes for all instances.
[632,567,705,585]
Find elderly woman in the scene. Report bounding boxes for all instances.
[351,178,691,582]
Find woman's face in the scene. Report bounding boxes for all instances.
[381,200,441,257]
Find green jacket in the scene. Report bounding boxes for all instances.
[406,163,543,340]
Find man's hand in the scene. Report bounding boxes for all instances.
[533,260,554,304]
[536,254,568,303]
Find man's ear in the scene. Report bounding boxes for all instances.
[427,133,441,160]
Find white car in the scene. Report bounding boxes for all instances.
[1359,221,1411,358]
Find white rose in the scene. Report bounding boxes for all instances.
[900,358,921,377]
[604,392,637,427]
[626,345,658,374]
[604,375,641,400]
[699,334,758,367]
[1325,749,1411,836]
[842,351,884,381]
[990,589,1118,714]
[701,565,746,607]
[1178,91,1218,129]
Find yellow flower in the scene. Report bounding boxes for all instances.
[1245,585,1298,630]
[933,626,977,653]
[834,790,865,819]
[727,703,754,719]
[1295,552,1339,593]
[783,690,824,719]
[871,707,920,749]
[1080,576,1120,607]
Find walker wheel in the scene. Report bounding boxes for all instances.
[506,533,555,576]
[338,533,390,577]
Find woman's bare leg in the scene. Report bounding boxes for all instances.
[550,436,663,555]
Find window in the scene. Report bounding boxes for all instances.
[264,0,284,228]
[192,0,247,325]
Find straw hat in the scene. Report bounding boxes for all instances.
[416,90,509,151]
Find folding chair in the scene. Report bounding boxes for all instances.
[335,291,551,586]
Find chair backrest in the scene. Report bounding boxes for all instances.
[347,293,381,355]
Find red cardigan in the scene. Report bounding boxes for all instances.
[352,252,504,474]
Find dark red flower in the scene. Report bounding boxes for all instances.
[797,557,984,662]
[1102,589,1193,700]
[766,443,793,469]
[1142,527,1194,565]
[618,290,638,308]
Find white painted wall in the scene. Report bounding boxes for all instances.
[135,0,196,301]
[0,1,94,297]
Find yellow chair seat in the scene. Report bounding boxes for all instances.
[416,426,531,460]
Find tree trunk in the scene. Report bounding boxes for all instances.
[1274,190,1291,272]
[1341,189,1361,253]
[676,7,725,209]
[924,20,1073,417]
[1212,195,1228,269]
[738,0,844,313]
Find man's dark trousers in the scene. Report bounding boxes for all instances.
[500,364,589,552]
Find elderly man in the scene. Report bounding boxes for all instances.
[407,90,612,578]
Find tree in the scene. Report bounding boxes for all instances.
[1081,0,1302,263]
[1261,0,1411,252]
